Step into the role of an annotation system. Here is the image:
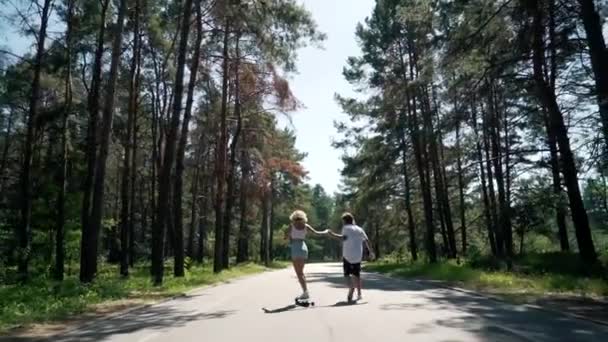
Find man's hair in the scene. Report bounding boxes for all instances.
[341,212,354,225]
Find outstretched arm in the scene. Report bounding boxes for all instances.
[327,230,343,240]
[306,224,328,236]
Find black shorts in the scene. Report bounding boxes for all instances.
[343,258,361,277]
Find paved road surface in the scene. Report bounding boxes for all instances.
[49,263,608,342]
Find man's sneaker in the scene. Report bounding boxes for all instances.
[357,293,363,301]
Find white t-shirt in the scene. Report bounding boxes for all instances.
[341,224,369,263]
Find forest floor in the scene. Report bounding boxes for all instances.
[366,253,608,325]
[0,261,287,338]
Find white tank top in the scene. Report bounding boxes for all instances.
[291,225,307,240]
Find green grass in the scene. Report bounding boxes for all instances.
[0,261,287,333]
[366,257,608,301]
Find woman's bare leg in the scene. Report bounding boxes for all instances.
[293,258,307,292]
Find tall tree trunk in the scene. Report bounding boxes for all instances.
[152,0,194,282]
[173,0,201,277]
[546,0,570,253]
[188,133,205,260]
[130,117,139,267]
[260,190,270,265]
[409,95,436,262]
[269,179,276,260]
[577,0,608,146]
[0,109,14,196]
[129,3,142,268]
[120,0,142,277]
[222,31,243,269]
[530,1,597,264]
[456,119,467,255]
[19,0,52,280]
[236,148,250,263]
[471,100,496,255]
[404,44,436,263]
[55,0,74,281]
[82,0,129,283]
[423,89,456,258]
[197,174,209,263]
[503,96,513,261]
[81,0,109,282]
[542,108,570,251]
[187,164,200,259]
[488,83,513,262]
[399,129,418,261]
[214,18,230,273]
[482,101,502,257]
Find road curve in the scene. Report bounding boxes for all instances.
[49,263,608,342]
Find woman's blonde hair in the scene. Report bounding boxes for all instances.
[289,210,308,223]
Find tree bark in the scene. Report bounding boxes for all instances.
[222,31,244,269]
[81,0,109,282]
[269,179,276,260]
[488,83,513,261]
[0,109,14,196]
[577,0,608,147]
[19,0,52,280]
[542,106,570,251]
[55,0,74,281]
[120,0,142,277]
[482,100,502,257]
[197,173,209,263]
[236,148,250,263]
[153,0,194,283]
[423,89,456,258]
[398,127,418,261]
[129,1,142,268]
[82,0,129,283]
[471,100,496,255]
[214,18,230,273]
[404,44,436,263]
[187,164,200,259]
[456,118,467,255]
[530,0,597,264]
[174,0,202,276]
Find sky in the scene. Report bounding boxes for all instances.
[280,0,375,194]
[1,0,376,195]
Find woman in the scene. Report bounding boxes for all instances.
[285,210,328,300]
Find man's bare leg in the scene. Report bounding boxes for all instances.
[354,276,362,299]
[345,276,355,301]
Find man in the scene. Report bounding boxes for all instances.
[329,212,375,302]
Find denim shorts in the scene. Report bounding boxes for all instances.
[290,239,308,259]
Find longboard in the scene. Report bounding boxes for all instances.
[261,299,315,313]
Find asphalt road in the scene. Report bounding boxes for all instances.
[49,263,608,342]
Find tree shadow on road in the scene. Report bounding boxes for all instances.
[42,305,235,342]
[305,265,608,341]
[380,286,608,342]
[261,300,368,314]
[305,270,428,292]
